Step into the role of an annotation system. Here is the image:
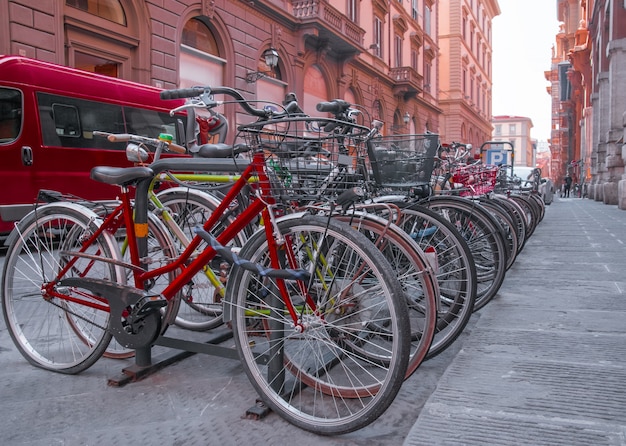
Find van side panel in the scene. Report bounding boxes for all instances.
[0,56,186,236]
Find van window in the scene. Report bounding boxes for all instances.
[37,92,183,149]
[0,88,22,143]
[52,103,81,137]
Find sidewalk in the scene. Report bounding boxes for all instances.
[1,196,625,445]
[405,196,626,445]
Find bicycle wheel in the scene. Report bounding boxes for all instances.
[156,187,247,331]
[492,194,528,254]
[393,203,477,358]
[227,215,410,435]
[333,212,437,378]
[418,195,507,311]
[1,202,121,373]
[477,198,519,270]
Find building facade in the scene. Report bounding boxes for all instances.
[492,115,535,167]
[437,0,500,147]
[549,0,626,208]
[0,0,446,140]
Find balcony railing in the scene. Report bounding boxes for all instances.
[292,0,365,53]
[389,66,423,99]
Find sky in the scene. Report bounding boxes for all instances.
[491,1,561,143]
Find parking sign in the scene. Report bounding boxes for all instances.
[486,149,507,165]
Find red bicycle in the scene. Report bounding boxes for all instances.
[1,86,411,435]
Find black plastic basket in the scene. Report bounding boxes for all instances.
[367,133,439,191]
[237,117,370,203]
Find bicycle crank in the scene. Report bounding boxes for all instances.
[57,277,166,349]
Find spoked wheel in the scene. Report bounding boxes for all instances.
[394,204,478,358]
[1,203,120,373]
[226,215,410,435]
[333,212,438,378]
[418,195,507,311]
[156,188,247,331]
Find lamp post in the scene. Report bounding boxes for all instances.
[403,112,410,126]
[246,48,279,83]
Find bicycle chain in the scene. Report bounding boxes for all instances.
[45,295,109,332]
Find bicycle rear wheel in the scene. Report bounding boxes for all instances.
[156,187,247,331]
[394,203,477,358]
[332,212,437,378]
[418,195,507,311]
[227,215,410,435]
[1,203,120,373]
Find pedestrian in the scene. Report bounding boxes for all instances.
[563,175,572,198]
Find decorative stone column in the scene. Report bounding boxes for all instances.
[605,39,626,206]
[620,111,626,210]
[593,72,610,201]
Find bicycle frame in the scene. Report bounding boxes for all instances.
[41,149,317,327]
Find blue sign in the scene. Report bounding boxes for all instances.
[485,149,507,165]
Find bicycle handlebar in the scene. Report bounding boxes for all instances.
[94,131,187,154]
[160,86,269,118]
[316,99,351,114]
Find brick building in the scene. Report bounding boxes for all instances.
[437,0,499,147]
[548,0,626,209]
[0,0,448,139]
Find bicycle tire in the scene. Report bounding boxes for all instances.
[391,203,477,358]
[332,212,437,378]
[508,194,539,238]
[227,215,410,435]
[156,187,247,331]
[1,203,120,373]
[492,194,528,254]
[477,198,519,270]
[418,195,508,311]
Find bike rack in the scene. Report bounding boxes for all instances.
[107,328,237,386]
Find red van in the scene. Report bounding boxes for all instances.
[0,56,187,237]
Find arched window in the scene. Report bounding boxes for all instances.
[183,18,219,54]
[66,0,126,25]
[180,18,225,88]
[64,0,142,80]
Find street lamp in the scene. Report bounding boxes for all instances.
[403,112,410,125]
[246,48,279,83]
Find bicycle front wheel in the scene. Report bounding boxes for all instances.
[227,215,410,435]
[1,203,121,373]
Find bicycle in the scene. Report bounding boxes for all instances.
[1,86,412,435]
[367,136,508,310]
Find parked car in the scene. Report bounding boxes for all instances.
[512,166,553,205]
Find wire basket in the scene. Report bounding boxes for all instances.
[366,133,439,192]
[452,164,499,197]
[237,117,371,203]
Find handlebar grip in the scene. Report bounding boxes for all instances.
[316,99,350,114]
[168,142,187,154]
[160,87,205,100]
[107,133,133,142]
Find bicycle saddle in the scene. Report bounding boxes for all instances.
[90,166,154,186]
[190,142,250,158]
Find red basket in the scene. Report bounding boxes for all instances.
[452,164,499,197]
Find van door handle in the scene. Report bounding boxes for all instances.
[22,146,33,166]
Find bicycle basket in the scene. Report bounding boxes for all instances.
[367,133,439,191]
[237,117,370,203]
[452,164,499,197]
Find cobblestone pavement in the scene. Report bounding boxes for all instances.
[1,196,625,445]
